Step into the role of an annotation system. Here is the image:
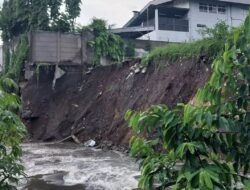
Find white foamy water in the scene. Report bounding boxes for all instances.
[18,143,140,190]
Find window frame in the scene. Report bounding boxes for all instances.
[218,5,226,14]
[199,3,208,13]
[209,4,217,13]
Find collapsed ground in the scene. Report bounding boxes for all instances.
[21,58,210,147]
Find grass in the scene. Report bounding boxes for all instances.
[141,38,225,66]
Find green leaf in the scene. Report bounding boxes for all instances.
[219,117,230,132]
[199,169,214,190]
[127,11,250,190]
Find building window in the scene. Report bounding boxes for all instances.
[197,24,206,28]
[199,3,208,12]
[209,4,217,13]
[218,5,226,14]
[200,3,227,14]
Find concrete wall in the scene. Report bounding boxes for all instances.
[188,0,249,41]
[29,31,167,67]
[139,30,190,42]
[122,38,168,49]
[29,30,94,66]
[30,31,81,65]
[231,4,249,26]
[174,0,190,9]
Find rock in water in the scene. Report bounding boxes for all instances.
[141,67,147,74]
[84,140,96,147]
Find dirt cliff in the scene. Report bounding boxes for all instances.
[21,59,210,147]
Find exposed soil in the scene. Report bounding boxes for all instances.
[21,58,211,147]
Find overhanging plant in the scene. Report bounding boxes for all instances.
[88,18,124,65]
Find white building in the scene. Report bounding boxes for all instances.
[112,0,250,42]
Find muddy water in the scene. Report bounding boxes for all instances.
[18,143,140,190]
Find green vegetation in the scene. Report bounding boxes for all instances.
[50,14,71,33]
[0,1,83,188]
[0,77,26,189]
[145,40,152,52]
[126,13,250,190]
[200,20,231,40]
[65,0,82,30]
[0,0,82,42]
[88,18,124,65]
[125,41,136,58]
[142,21,231,65]
[142,39,217,65]
[0,0,82,81]
[4,35,29,82]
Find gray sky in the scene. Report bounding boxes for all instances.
[77,0,149,27]
[0,0,149,27]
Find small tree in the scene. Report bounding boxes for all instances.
[50,14,71,33]
[0,77,26,189]
[126,12,250,190]
[88,18,124,65]
[65,0,82,31]
[89,18,107,36]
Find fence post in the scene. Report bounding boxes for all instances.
[57,32,61,65]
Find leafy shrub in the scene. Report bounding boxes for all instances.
[145,40,152,52]
[0,77,26,189]
[89,18,107,36]
[125,41,135,58]
[126,12,250,190]
[88,18,124,65]
[200,21,231,41]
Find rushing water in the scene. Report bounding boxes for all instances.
[18,143,140,190]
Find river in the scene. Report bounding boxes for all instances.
[18,143,140,190]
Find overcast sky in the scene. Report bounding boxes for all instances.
[0,0,149,27]
[77,0,149,27]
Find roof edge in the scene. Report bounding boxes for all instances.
[123,0,250,27]
[124,0,174,27]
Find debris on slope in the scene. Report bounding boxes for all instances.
[21,59,210,147]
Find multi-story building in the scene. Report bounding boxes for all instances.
[112,0,250,42]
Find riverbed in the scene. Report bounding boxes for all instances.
[18,143,140,190]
